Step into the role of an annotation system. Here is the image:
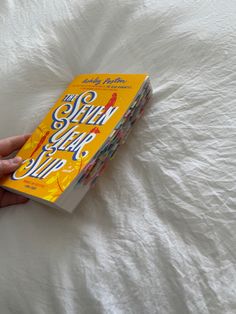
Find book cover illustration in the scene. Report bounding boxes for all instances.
[0,74,150,204]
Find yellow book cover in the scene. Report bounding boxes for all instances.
[0,74,150,211]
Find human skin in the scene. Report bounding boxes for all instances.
[0,134,30,207]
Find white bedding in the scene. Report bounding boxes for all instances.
[0,0,236,313]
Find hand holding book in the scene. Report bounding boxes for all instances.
[0,74,152,212]
[0,134,30,207]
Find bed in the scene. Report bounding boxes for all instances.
[0,0,236,313]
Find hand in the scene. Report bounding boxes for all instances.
[0,134,30,208]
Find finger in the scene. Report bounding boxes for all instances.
[0,188,28,208]
[0,156,22,177]
[0,134,31,157]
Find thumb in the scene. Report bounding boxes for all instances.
[0,156,22,177]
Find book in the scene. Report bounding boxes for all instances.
[0,74,152,212]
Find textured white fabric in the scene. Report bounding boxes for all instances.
[0,0,236,313]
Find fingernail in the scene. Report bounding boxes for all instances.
[12,156,22,164]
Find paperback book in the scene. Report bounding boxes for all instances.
[0,73,152,212]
